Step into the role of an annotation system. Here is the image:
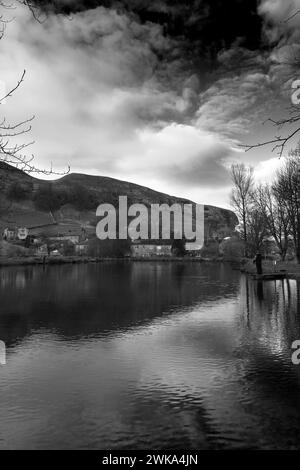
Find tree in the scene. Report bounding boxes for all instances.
[7,181,32,201]
[171,238,186,257]
[246,206,269,257]
[230,163,254,256]
[241,7,300,158]
[33,184,67,211]
[0,1,69,215]
[68,184,99,211]
[88,237,132,258]
[273,153,300,263]
[255,184,290,261]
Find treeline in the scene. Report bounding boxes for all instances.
[230,146,300,263]
[7,182,99,212]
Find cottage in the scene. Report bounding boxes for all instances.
[36,244,48,256]
[2,211,57,243]
[75,242,89,256]
[3,227,17,241]
[17,227,29,241]
[131,243,172,258]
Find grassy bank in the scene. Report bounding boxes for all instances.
[0,256,97,267]
[0,255,213,267]
[242,259,300,279]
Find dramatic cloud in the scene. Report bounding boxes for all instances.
[1,0,300,207]
[1,3,238,206]
[259,0,300,34]
[34,0,263,53]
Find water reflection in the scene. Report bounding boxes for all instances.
[0,262,239,346]
[0,263,300,449]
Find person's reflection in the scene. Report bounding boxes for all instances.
[286,278,291,306]
[297,280,300,315]
[257,280,264,303]
[245,276,250,328]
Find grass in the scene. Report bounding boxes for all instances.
[242,259,300,278]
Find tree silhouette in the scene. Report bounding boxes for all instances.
[0,1,69,175]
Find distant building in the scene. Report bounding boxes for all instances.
[48,226,87,244]
[75,241,89,256]
[2,227,17,241]
[17,227,29,241]
[36,244,48,256]
[49,234,81,244]
[131,243,172,257]
[2,211,57,243]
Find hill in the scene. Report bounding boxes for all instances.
[0,162,238,241]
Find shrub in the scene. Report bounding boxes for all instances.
[220,237,244,261]
[8,182,32,201]
[171,238,186,256]
[34,184,68,212]
[88,237,131,258]
[200,240,220,259]
[68,185,99,211]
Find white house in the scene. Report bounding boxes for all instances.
[17,227,29,241]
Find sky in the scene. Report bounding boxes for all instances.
[1,0,300,208]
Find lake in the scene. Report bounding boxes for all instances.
[0,262,300,449]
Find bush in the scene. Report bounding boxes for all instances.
[220,237,244,261]
[171,238,186,256]
[200,240,220,259]
[63,241,76,256]
[8,182,32,201]
[88,237,131,258]
[68,185,99,211]
[34,184,68,212]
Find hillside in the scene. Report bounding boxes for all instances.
[0,162,238,241]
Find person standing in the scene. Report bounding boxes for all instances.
[253,252,263,275]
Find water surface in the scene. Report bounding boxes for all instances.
[0,262,300,449]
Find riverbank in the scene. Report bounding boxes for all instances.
[0,255,220,267]
[241,260,300,280]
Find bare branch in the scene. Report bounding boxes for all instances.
[0,1,70,178]
[282,9,300,24]
[241,127,300,157]
[0,69,26,104]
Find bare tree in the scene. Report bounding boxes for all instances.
[0,1,68,175]
[255,184,290,260]
[246,206,269,257]
[0,0,69,221]
[242,108,300,158]
[230,163,254,256]
[241,7,300,157]
[273,154,300,263]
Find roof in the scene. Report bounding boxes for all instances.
[132,239,173,246]
[132,242,172,248]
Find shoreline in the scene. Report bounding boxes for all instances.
[0,255,224,267]
[2,257,300,280]
[241,260,300,280]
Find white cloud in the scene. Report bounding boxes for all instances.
[2,1,297,208]
[253,156,285,182]
[0,3,238,206]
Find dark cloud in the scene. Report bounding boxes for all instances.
[3,0,295,208]
[33,0,263,56]
[29,0,266,127]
